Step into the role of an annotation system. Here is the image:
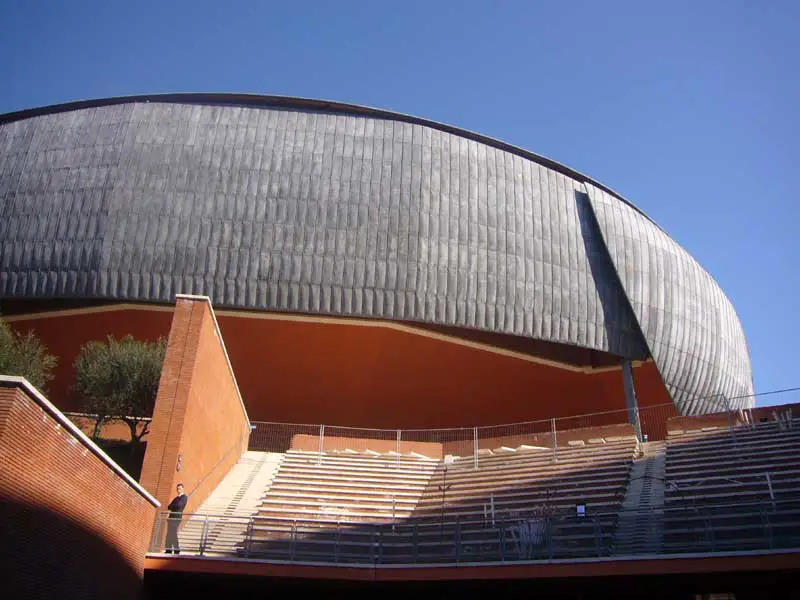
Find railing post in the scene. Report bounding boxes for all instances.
[199,515,210,556]
[593,516,601,556]
[335,521,341,564]
[455,516,461,562]
[318,424,325,465]
[413,523,419,563]
[473,427,479,470]
[704,510,715,551]
[244,517,254,558]
[499,522,506,562]
[551,418,558,463]
[150,513,163,552]
[723,396,736,442]
[373,526,383,565]
[290,520,297,560]
[727,402,733,433]
[396,429,401,469]
[761,505,775,549]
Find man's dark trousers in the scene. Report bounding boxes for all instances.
[165,493,188,553]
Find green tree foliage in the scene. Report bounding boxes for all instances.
[0,318,58,392]
[73,335,167,446]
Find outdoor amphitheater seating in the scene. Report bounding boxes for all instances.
[663,414,800,552]
[246,433,639,562]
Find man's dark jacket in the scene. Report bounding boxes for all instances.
[168,493,188,518]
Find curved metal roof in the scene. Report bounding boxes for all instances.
[0,96,754,413]
[0,93,656,224]
[585,184,753,411]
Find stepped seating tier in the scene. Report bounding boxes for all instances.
[662,417,800,552]
[171,452,285,556]
[665,422,800,505]
[149,410,800,562]
[245,436,638,561]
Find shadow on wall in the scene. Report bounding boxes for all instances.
[575,190,646,361]
[64,415,150,481]
[98,440,148,481]
[0,498,141,600]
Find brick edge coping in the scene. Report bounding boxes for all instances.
[175,294,251,430]
[0,375,160,507]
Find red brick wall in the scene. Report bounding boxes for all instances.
[140,297,250,515]
[0,378,158,600]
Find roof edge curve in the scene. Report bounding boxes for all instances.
[0,92,656,225]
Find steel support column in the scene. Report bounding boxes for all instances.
[622,359,643,441]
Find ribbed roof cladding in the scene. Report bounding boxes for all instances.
[0,96,753,413]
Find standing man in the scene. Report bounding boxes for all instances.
[165,483,188,554]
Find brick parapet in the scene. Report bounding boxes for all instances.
[0,377,158,599]
[140,296,250,516]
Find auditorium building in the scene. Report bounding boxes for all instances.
[0,93,753,428]
[3,95,786,600]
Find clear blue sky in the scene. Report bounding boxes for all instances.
[2,0,798,405]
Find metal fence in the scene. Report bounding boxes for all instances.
[150,499,800,564]
[248,402,678,466]
[154,391,800,564]
[248,388,800,468]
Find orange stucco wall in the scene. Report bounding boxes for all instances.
[7,306,672,429]
[7,308,174,411]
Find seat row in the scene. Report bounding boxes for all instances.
[662,416,800,551]
[250,437,639,561]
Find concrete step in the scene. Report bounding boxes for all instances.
[611,442,666,555]
[185,451,286,555]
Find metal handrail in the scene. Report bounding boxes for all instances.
[247,395,799,463]
[247,388,800,436]
[249,403,676,434]
[150,497,800,564]
[156,498,800,535]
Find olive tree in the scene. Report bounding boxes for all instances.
[73,335,167,446]
[0,318,58,392]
